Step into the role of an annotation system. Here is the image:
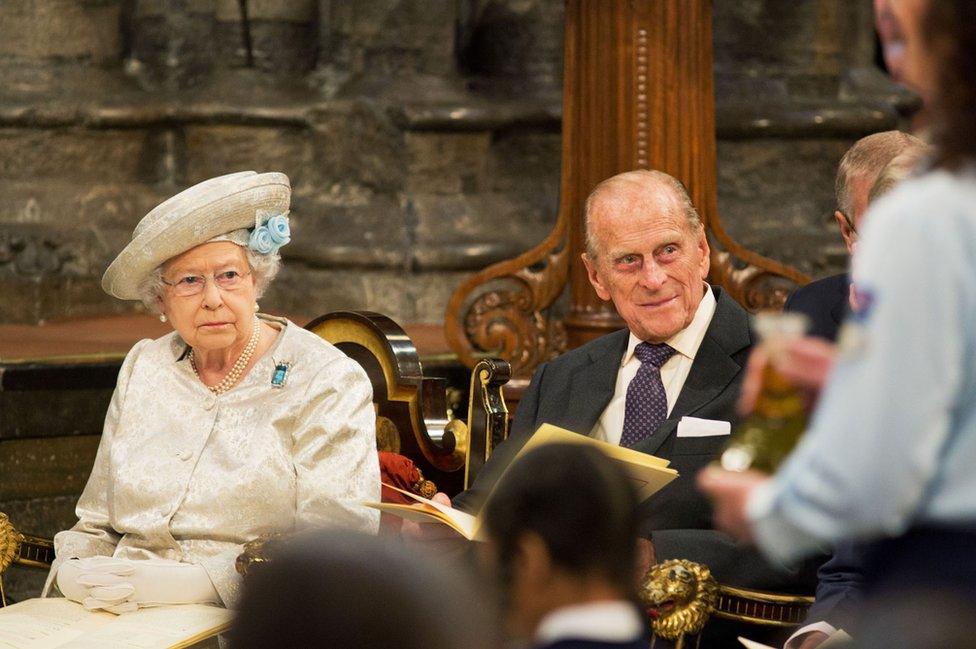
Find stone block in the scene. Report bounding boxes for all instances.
[0,129,159,185]
[716,137,853,277]
[216,0,315,22]
[0,0,122,63]
[410,192,552,270]
[183,124,310,189]
[285,195,409,270]
[404,132,490,196]
[311,102,405,194]
[327,0,457,76]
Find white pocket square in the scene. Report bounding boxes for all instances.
[677,416,731,437]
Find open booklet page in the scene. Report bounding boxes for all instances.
[0,598,232,649]
[738,629,852,649]
[366,423,679,537]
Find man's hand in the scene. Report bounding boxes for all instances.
[738,337,838,415]
[634,537,656,586]
[399,492,467,541]
[696,467,769,543]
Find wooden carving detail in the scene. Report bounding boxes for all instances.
[446,224,570,381]
[446,0,811,382]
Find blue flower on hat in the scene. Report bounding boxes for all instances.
[266,214,291,246]
[248,210,291,255]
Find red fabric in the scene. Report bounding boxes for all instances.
[377,451,422,535]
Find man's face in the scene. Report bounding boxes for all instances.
[582,192,709,343]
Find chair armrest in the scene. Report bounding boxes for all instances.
[639,558,814,644]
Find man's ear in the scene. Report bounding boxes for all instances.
[834,210,856,255]
[697,227,710,280]
[582,252,612,301]
[516,532,554,588]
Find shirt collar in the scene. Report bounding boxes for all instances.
[622,284,716,366]
[534,600,644,645]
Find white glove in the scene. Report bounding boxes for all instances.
[58,556,138,614]
[57,556,219,613]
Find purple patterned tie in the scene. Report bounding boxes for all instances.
[620,342,677,448]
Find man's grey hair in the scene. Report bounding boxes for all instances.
[867,145,930,205]
[137,247,281,314]
[835,130,926,218]
[583,169,703,258]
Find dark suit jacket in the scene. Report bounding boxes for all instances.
[458,286,813,594]
[783,273,849,342]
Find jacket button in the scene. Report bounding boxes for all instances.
[204,396,217,410]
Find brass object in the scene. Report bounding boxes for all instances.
[412,467,437,500]
[0,513,23,606]
[463,357,511,490]
[713,585,814,628]
[235,533,284,578]
[640,559,718,646]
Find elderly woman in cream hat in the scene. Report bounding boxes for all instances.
[45,172,380,611]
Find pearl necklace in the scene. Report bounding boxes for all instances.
[189,316,261,395]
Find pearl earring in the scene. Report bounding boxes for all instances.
[254,302,260,313]
[159,314,167,323]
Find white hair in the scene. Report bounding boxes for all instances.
[137,247,281,314]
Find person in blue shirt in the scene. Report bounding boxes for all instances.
[700,0,976,630]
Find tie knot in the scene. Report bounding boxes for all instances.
[634,341,676,368]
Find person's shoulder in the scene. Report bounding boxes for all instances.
[707,286,755,353]
[276,318,351,364]
[545,328,630,369]
[787,273,848,308]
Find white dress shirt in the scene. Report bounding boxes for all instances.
[534,600,644,645]
[591,286,717,444]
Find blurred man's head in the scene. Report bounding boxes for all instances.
[834,131,926,254]
[582,170,710,344]
[481,444,640,640]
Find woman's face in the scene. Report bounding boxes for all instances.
[890,0,936,102]
[159,242,257,353]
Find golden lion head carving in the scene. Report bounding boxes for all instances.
[639,559,718,641]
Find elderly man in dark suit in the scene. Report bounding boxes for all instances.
[436,171,812,647]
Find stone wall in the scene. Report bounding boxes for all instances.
[0,0,913,326]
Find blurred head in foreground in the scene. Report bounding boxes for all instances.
[481,443,641,641]
[231,530,498,649]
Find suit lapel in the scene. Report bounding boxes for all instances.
[632,287,751,457]
[561,329,629,435]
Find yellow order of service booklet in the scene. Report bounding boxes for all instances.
[0,598,232,649]
[367,423,679,541]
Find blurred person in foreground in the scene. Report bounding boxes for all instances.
[480,444,645,649]
[782,139,930,649]
[232,530,499,649]
[46,172,380,612]
[700,0,976,624]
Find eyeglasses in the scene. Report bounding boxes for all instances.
[161,269,252,297]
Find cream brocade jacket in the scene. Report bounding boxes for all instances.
[45,316,381,606]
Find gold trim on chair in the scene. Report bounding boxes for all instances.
[713,585,815,627]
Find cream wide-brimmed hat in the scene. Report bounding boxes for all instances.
[102,171,291,300]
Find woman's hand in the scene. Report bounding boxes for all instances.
[696,467,769,543]
[738,337,838,416]
[57,556,219,613]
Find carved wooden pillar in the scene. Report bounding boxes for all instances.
[445,0,808,386]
